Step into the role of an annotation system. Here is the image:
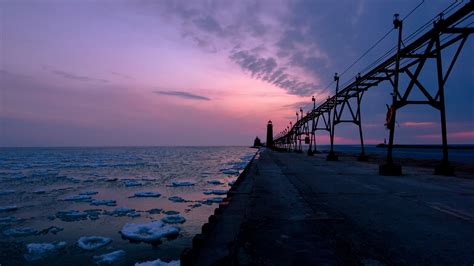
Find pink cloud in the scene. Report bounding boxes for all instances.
[401,121,436,127]
[417,131,474,140]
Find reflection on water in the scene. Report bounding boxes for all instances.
[0,146,256,265]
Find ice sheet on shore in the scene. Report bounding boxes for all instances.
[133,192,161,198]
[135,259,180,266]
[90,199,117,206]
[171,181,195,187]
[120,221,179,243]
[0,205,18,212]
[93,250,126,265]
[161,215,186,224]
[3,227,38,237]
[77,236,112,250]
[24,242,67,261]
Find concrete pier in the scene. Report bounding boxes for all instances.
[183,149,474,265]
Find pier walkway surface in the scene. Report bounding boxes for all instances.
[187,149,474,265]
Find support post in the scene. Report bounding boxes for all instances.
[433,21,454,175]
[327,73,339,161]
[380,14,403,175]
[308,96,316,156]
[356,90,368,161]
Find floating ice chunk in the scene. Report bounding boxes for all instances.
[141,177,157,181]
[228,180,236,186]
[83,209,101,220]
[124,180,144,187]
[168,196,186,203]
[188,203,202,209]
[171,181,195,187]
[205,197,224,204]
[56,210,89,221]
[93,250,126,265]
[163,210,179,215]
[120,221,180,243]
[161,215,186,224]
[0,216,22,224]
[24,242,67,262]
[207,180,223,185]
[127,212,141,218]
[38,226,63,235]
[0,190,16,196]
[79,191,99,195]
[90,199,117,206]
[148,208,162,214]
[106,178,118,182]
[77,236,112,250]
[0,205,18,212]
[110,207,135,216]
[203,190,228,195]
[133,192,161,198]
[3,227,37,237]
[63,194,93,202]
[221,169,239,175]
[135,258,180,266]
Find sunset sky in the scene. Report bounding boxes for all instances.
[1,0,473,146]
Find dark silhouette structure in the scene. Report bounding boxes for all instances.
[266,121,273,148]
[253,136,262,147]
[271,1,473,176]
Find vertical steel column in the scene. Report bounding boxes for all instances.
[433,19,454,175]
[380,14,403,175]
[327,73,339,161]
[308,96,316,156]
[357,90,368,161]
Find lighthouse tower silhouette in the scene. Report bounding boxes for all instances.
[266,120,273,148]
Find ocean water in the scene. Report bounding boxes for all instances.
[0,146,256,265]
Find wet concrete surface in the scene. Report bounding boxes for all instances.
[189,149,474,265]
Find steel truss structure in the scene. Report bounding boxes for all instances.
[273,1,473,176]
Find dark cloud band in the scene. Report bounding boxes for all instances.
[154,90,211,101]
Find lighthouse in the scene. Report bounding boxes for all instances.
[266,120,273,148]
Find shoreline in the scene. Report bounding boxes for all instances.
[180,149,260,265]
